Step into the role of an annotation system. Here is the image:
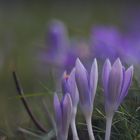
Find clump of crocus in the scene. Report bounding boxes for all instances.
[102,58,133,140]
[54,93,72,140]
[75,58,98,140]
[62,68,79,140]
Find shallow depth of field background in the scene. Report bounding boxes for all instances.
[0,1,139,139]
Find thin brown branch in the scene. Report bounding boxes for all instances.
[12,71,47,133]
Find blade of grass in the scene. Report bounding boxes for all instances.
[18,127,42,138]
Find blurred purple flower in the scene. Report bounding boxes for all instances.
[102,58,133,140]
[121,10,140,66]
[121,37,140,65]
[90,26,122,61]
[46,20,69,54]
[90,25,140,68]
[40,20,69,67]
[54,93,72,140]
[63,50,77,72]
[75,58,98,140]
[121,5,140,38]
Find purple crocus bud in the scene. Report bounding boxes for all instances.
[102,58,133,140]
[54,93,72,140]
[61,68,79,140]
[102,58,133,115]
[75,58,98,140]
[62,68,79,107]
[75,58,98,116]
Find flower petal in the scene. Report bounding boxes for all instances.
[75,58,90,106]
[62,94,72,134]
[54,94,62,130]
[90,58,98,103]
[119,66,134,103]
[108,58,123,104]
[68,68,79,107]
[102,59,111,97]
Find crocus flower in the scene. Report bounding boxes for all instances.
[62,68,79,140]
[102,58,133,140]
[54,93,72,140]
[90,25,140,67]
[90,26,122,61]
[75,58,98,140]
[40,20,69,67]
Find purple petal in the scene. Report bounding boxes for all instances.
[119,66,134,103]
[108,58,123,103]
[62,94,72,133]
[75,58,90,106]
[54,94,62,130]
[90,58,98,103]
[67,68,79,107]
[102,59,111,97]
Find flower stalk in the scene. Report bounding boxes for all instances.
[71,107,79,140]
[86,115,95,140]
[105,114,113,140]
